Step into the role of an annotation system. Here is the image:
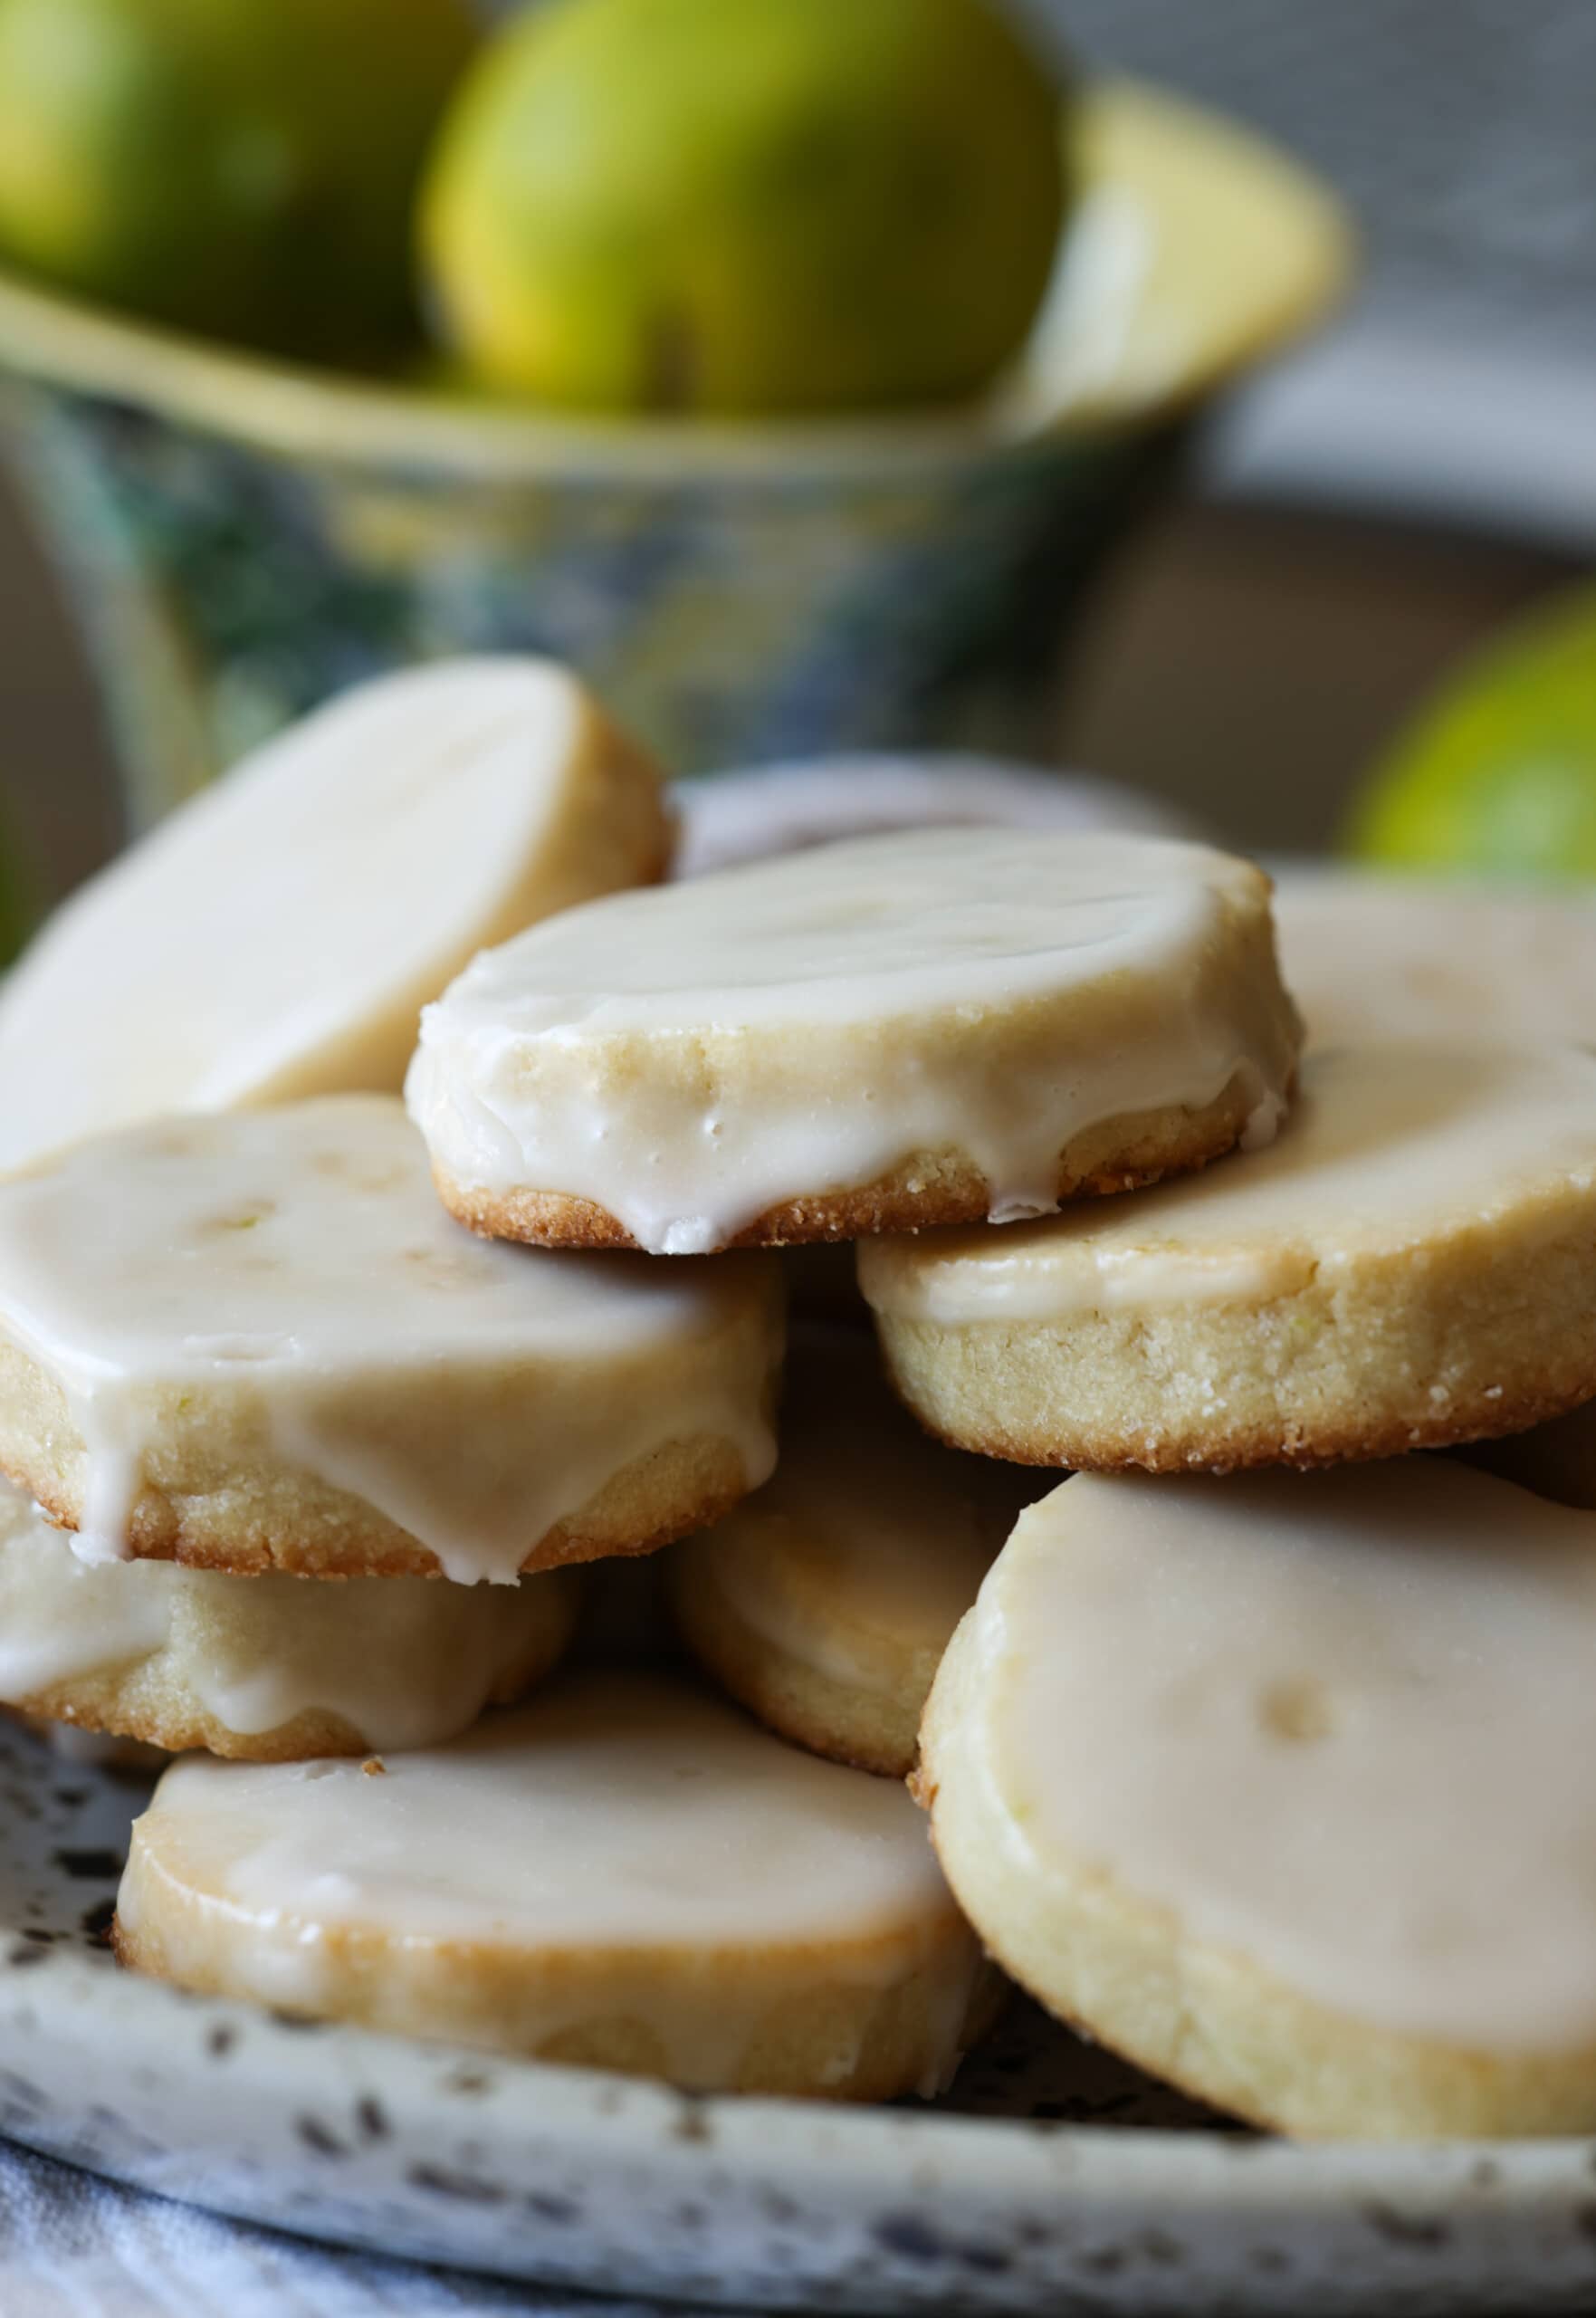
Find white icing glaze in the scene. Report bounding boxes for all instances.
[0,1098,779,1581]
[861,1043,1596,1324]
[1276,871,1596,1051]
[407,829,1299,1254]
[967,1462,1596,2051]
[0,658,659,1175]
[0,1483,172,1692]
[0,1479,576,1747]
[119,1671,975,2087]
[698,1336,1042,1696]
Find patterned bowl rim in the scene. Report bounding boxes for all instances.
[0,80,1353,486]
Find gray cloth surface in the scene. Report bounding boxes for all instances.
[0,2134,683,2318]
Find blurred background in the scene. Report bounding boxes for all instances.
[0,0,1590,921]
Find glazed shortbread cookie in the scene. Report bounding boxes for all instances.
[0,1478,578,1759]
[0,659,668,1174]
[0,1098,780,1579]
[668,755,1197,878]
[118,1671,997,2099]
[407,828,1301,1254]
[670,1336,1042,1776]
[919,1463,1596,2138]
[863,1043,1596,1471]
[1276,870,1596,1050]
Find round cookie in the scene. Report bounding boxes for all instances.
[919,1461,1596,2139]
[0,657,668,1175]
[116,1670,998,2100]
[0,1097,781,1579]
[0,1476,578,1759]
[862,1042,1596,1472]
[407,828,1302,1254]
[1276,869,1596,1051]
[668,754,1198,879]
[669,1335,1042,1776]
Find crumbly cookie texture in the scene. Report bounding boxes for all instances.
[669,1332,1041,1777]
[432,1087,1273,1252]
[863,1043,1596,1472]
[919,1464,1596,2139]
[0,1476,579,1760]
[118,1671,999,2101]
[408,827,1301,1253]
[0,1097,781,1580]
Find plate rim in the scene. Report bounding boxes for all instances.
[7,1934,1596,2212]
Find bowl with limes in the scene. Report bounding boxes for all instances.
[0,0,1352,829]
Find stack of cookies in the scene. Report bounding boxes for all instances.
[4,656,1595,2140]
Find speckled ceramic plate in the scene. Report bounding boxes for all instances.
[0,1718,1593,2316]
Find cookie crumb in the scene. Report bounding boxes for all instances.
[360,1757,387,1777]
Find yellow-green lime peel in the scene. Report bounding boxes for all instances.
[0,0,476,359]
[420,0,1068,416]
[1348,588,1596,883]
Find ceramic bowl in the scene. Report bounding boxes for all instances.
[0,82,1351,830]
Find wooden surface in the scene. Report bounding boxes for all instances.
[0,468,1575,911]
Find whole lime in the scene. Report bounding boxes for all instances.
[0,0,477,360]
[420,0,1068,415]
[1347,589,1596,882]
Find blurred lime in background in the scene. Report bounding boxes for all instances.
[1347,589,1596,881]
[0,0,476,361]
[420,0,1068,415]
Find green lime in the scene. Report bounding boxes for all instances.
[420,0,1068,416]
[0,0,477,361]
[1347,588,1596,882]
